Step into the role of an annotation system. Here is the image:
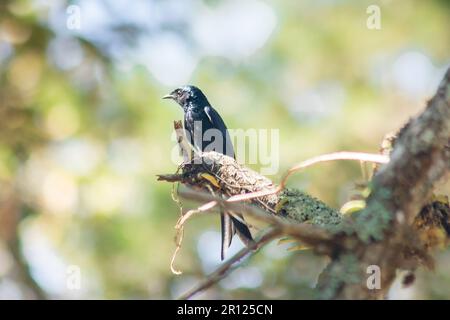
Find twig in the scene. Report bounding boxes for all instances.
[175,200,218,229]
[227,152,389,203]
[157,173,183,183]
[170,168,185,275]
[170,227,184,275]
[178,228,280,300]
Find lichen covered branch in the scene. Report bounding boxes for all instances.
[318,67,450,299]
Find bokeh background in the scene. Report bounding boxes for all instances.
[0,0,449,299]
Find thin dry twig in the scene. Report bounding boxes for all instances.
[227,151,389,203]
[170,167,185,275]
[178,228,281,300]
[170,227,184,275]
[175,200,218,229]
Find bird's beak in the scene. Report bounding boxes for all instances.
[162,93,175,100]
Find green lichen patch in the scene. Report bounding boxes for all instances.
[278,189,342,227]
[352,186,393,242]
[317,253,361,299]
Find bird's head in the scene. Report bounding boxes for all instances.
[162,85,208,108]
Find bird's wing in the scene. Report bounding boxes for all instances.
[203,106,235,158]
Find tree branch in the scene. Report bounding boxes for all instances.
[318,67,450,299]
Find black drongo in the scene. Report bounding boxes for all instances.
[163,85,254,260]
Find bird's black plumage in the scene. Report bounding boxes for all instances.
[165,86,234,158]
[163,85,254,260]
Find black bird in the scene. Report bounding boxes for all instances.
[163,85,254,260]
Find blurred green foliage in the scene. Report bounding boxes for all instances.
[0,0,449,299]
